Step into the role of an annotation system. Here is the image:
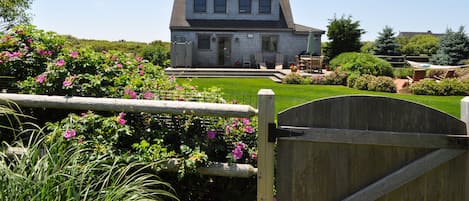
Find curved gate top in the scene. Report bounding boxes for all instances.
[275,95,468,201]
[278,95,466,134]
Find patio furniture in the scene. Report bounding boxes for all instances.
[407,69,426,84]
[434,69,455,80]
[242,55,251,68]
[255,52,267,69]
[275,53,284,70]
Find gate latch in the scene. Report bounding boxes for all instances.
[268,123,305,142]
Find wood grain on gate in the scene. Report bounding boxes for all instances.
[276,95,468,201]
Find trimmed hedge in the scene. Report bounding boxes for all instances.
[352,74,396,93]
[410,78,469,96]
[329,52,394,77]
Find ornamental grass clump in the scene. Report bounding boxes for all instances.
[0,132,179,201]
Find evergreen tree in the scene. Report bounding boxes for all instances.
[0,0,34,30]
[374,26,400,55]
[324,15,365,63]
[430,26,469,65]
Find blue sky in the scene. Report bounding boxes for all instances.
[31,0,469,43]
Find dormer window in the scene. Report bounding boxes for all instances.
[214,0,227,13]
[239,0,251,14]
[259,0,271,14]
[194,0,206,13]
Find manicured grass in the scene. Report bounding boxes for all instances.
[179,78,465,118]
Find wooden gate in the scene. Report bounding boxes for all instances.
[274,95,469,201]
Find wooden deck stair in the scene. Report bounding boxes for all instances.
[165,68,289,83]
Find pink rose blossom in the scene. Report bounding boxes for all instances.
[169,76,175,82]
[245,125,254,134]
[62,75,76,87]
[36,74,46,84]
[116,112,127,125]
[55,59,65,66]
[26,38,33,44]
[251,153,257,159]
[135,56,143,62]
[63,129,76,139]
[175,85,184,91]
[242,118,250,125]
[207,130,217,140]
[70,51,79,58]
[116,63,123,68]
[138,64,144,69]
[225,125,232,134]
[143,91,154,99]
[124,88,137,99]
[102,50,108,54]
[232,146,243,160]
[139,70,145,76]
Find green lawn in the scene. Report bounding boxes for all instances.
[179,78,465,118]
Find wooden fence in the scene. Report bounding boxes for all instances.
[376,55,430,67]
[1,92,468,201]
[275,96,469,200]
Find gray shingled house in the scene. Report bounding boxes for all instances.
[170,0,324,68]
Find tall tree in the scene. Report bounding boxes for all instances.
[0,0,34,30]
[324,15,365,62]
[374,26,400,56]
[397,34,439,56]
[430,26,469,65]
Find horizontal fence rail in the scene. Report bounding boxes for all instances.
[0,93,258,118]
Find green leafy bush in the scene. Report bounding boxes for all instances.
[353,74,375,90]
[393,67,414,79]
[346,73,360,87]
[352,74,396,93]
[410,79,469,96]
[322,70,349,85]
[329,52,394,77]
[283,72,304,84]
[368,76,397,93]
[0,25,65,81]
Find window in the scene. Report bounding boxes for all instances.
[259,0,271,14]
[194,0,206,13]
[239,0,251,13]
[262,35,278,52]
[198,34,211,49]
[214,0,226,13]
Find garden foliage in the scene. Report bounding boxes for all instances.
[374,26,400,56]
[397,34,439,56]
[430,26,469,65]
[0,25,259,200]
[324,15,365,63]
[410,78,469,96]
[329,52,394,77]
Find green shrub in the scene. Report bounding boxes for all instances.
[283,72,303,84]
[309,75,325,85]
[393,67,414,79]
[346,73,360,87]
[410,78,469,96]
[0,25,65,81]
[322,70,349,85]
[368,76,396,93]
[0,133,178,201]
[353,74,375,90]
[329,52,394,77]
[438,78,469,95]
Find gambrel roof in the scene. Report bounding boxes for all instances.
[170,0,324,34]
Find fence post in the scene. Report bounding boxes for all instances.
[257,89,275,201]
[462,97,469,134]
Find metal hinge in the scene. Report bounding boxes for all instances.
[268,123,305,142]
